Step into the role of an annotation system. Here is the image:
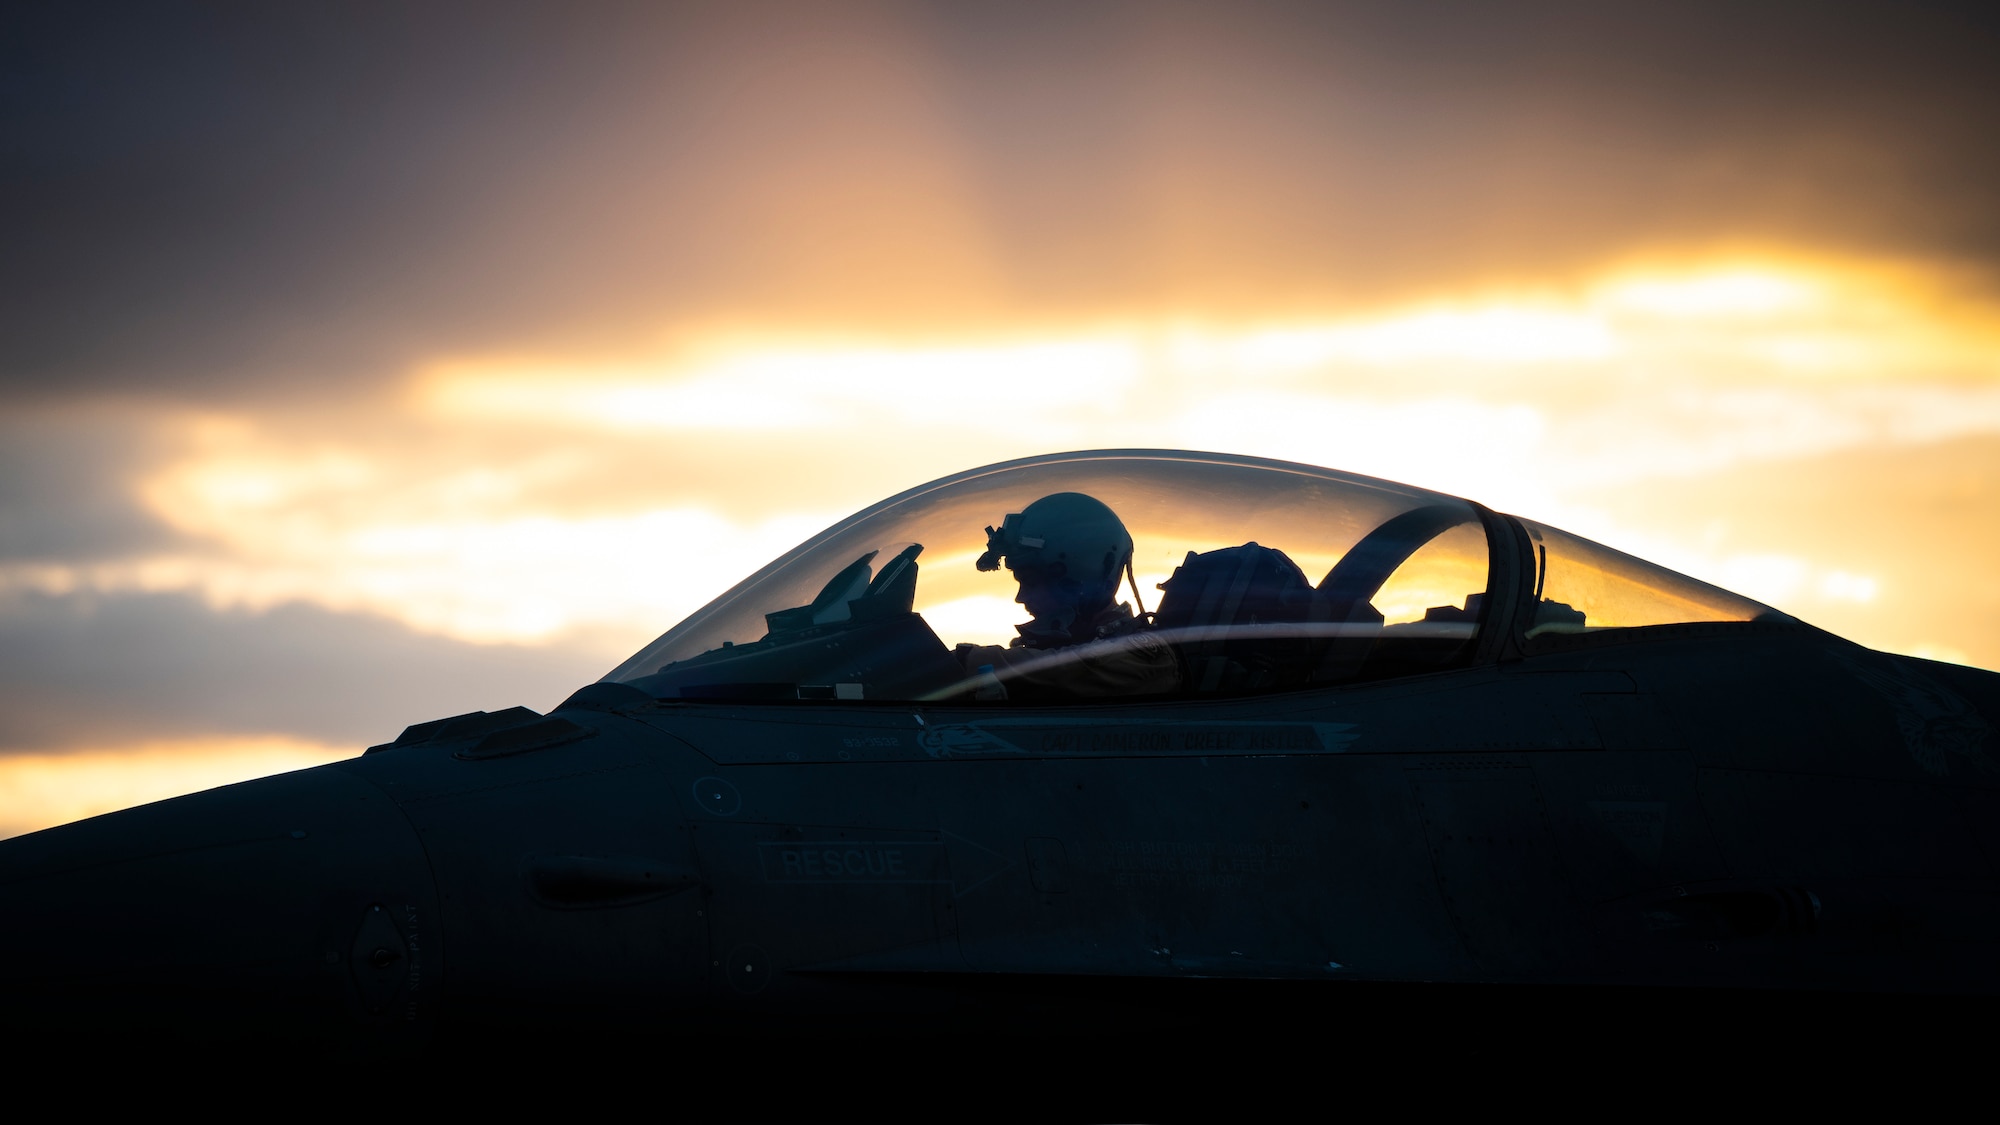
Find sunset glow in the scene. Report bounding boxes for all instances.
[0,737,353,841]
[8,4,2000,841]
[0,256,1973,664]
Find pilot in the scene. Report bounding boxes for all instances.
[954,492,1180,699]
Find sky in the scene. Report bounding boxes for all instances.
[5,0,2000,836]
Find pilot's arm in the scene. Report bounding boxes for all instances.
[955,630,1180,699]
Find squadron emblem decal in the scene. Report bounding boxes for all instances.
[1836,651,1995,776]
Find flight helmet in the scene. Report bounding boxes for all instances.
[977,493,1135,638]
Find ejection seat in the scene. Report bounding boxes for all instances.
[1152,503,1486,695]
[1153,543,1330,694]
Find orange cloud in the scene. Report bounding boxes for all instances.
[3,252,1992,670]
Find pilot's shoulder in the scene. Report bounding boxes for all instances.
[1086,622,1168,658]
[954,641,1010,667]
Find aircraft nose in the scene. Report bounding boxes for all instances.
[0,762,438,1053]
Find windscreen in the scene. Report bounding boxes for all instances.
[604,452,1493,703]
[1521,519,1789,636]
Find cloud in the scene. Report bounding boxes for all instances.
[6,2,2000,398]
[0,406,185,562]
[1570,433,2000,669]
[0,737,353,841]
[0,590,615,753]
[0,256,1982,652]
[9,2,2000,841]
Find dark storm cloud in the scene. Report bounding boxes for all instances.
[1,1,606,399]
[4,0,1999,400]
[0,590,613,751]
[0,408,184,561]
[915,0,2000,304]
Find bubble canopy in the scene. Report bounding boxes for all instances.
[604,451,1784,703]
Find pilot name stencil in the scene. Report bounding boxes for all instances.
[754,832,1013,896]
[760,841,938,883]
[1085,840,1314,891]
[919,721,1357,758]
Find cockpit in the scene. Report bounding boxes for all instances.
[603,451,1789,704]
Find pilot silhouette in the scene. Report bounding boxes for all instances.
[955,492,1180,699]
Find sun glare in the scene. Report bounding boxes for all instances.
[421,337,1144,435]
[1597,270,1818,317]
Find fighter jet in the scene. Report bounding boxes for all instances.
[4,449,1996,1055]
